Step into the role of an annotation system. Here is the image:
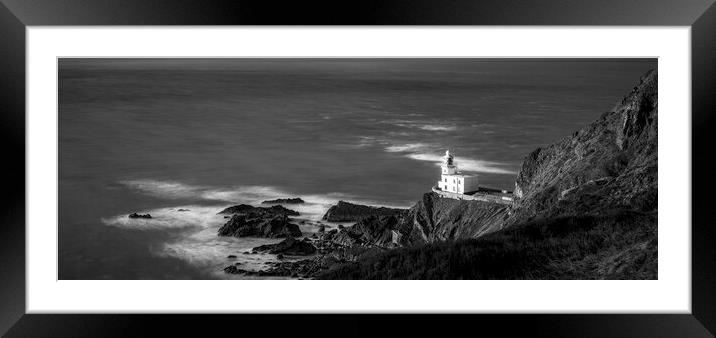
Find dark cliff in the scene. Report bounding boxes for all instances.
[393,192,510,246]
[322,201,406,222]
[512,69,657,222]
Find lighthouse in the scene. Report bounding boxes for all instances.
[437,150,479,194]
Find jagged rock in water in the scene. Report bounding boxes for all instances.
[252,237,317,255]
[322,201,406,222]
[128,213,151,219]
[261,198,305,204]
[218,204,300,216]
[218,213,301,238]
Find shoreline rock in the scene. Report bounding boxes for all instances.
[128,213,151,219]
[252,237,317,256]
[218,213,301,238]
[218,204,299,216]
[322,201,405,222]
[261,198,305,204]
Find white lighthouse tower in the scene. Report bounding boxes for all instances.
[437,150,479,194]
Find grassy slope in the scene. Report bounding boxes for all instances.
[317,210,656,280]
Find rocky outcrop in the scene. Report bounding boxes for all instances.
[322,201,406,222]
[218,213,301,238]
[128,213,151,219]
[331,215,401,247]
[217,203,302,238]
[512,69,657,222]
[218,204,299,216]
[252,237,317,255]
[395,192,511,245]
[261,198,305,204]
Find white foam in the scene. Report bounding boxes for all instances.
[120,179,296,204]
[384,143,429,152]
[407,153,516,174]
[108,179,414,278]
[383,119,458,132]
[416,124,458,131]
[158,226,280,270]
[383,142,516,175]
[118,180,205,199]
[200,185,288,203]
[101,205,224,230]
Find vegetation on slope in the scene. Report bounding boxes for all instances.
[318,210,657,280]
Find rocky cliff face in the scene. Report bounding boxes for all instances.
[322,201,406,222]
[393,192,510,246]
[511,70,657,222]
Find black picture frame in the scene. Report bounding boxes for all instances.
[1,0,714,336]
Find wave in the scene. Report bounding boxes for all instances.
[120,179,293,204]
[416,124,458,131]
[157,226,281,271]
[384,143,429,153]
[101,205,224,230]
[407,153,516,174]
[383,119,458,132]
[385,143,516,175]
[118,180,204,199]
[108,179,412,278]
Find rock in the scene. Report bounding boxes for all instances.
[252,237,317,255]
[337,224,344,229]
[216,203,303,239]
[261,198,305,204]
[218,204,300,216]
[227,255,237,258]
[332,215,401,247]
[177,208,190,212]
[317,225,326,233]
[218,213,302,238]
[277,254,284,259]
[393,192,510,247]
[128,213,151,219]
[322,201,406,222]
[217,204,255,214]
[223,266,249,274]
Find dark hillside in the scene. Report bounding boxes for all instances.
[318,210,656,280]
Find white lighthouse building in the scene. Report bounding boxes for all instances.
[437,150,479,194]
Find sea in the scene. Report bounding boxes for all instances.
[58,58,657,279]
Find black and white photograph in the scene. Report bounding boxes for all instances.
[58,58,658,280]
